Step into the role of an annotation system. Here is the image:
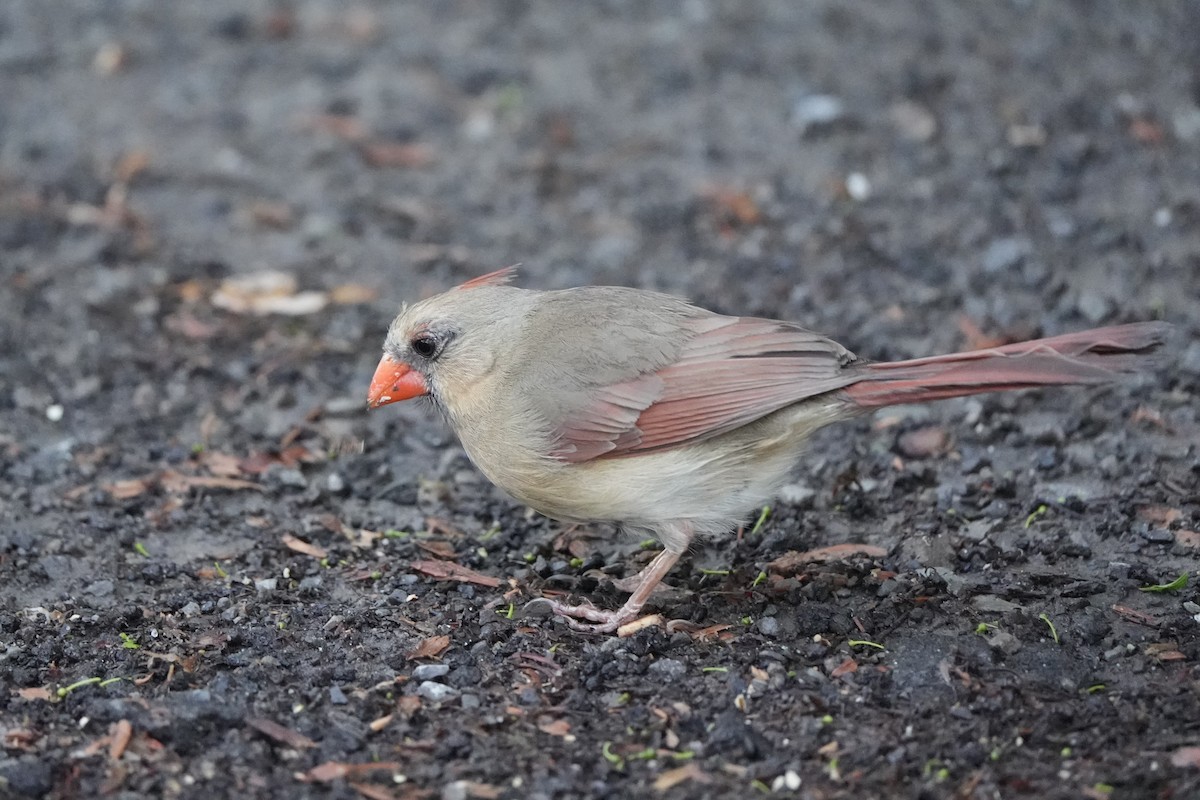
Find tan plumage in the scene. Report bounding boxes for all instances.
[368,268,1168,632]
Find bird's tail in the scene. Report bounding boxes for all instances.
[842,321,1169,409]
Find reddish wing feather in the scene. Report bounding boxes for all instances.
[553,317,857,462]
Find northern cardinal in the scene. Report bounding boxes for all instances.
[368,268,1167,632]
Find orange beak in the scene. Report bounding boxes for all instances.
[367,354,429,409]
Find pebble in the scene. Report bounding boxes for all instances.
[890,100,937,142]
[179,601,201,617]
[982,237,1031,273]
[412,664,450,680]
[791,93,846,133]
[254,578,278,591]
[85,579,115,597]
[1076,290,1113,324]
[329,685,348,705]
[777,483,816,507]
[274,468,307,488]
[416,681,459,702]
[0,756,54,797]
[1140,529,1173,544]
[325,472,347,494]
[757,616,781,637]
[648,658,687,681]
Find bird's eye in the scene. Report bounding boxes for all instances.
[410,335,438,359]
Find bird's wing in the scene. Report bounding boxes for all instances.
[547,312,860,462]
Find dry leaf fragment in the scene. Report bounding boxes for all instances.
[350,783,399,800]
[299,761,405,783]
[160,471,263,494]
[830,658,858,678]
[1175,530,1200,550]
[1137,505,1182,525]
[653,762,711,792]
[16,686,53,702]
[769,544,887,574]
[329,284,378,304]
[359,141,435,169]
[1171,746,1200,769]
[211,271,329,316]
[415,540,457,559]
[618,614,665,637]
[245,717,317,749]
[537,719,572,737]
[281,533,328,559]
[105,478,154,499]
[405,635,450,661]
[1110,605,1160,628]
[200,452,244,478]
[108,720,133,760]
[411,559,501,588]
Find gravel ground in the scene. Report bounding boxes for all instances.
[2,2,1199,798]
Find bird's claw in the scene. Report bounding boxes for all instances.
[519,597,639,634]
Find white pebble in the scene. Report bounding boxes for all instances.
[846,172,871,201]
[46,404,64,422]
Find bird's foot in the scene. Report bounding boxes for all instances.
[521,597,644,634]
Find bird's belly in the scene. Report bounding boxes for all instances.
[475,399,846,535]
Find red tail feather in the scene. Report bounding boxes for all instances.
[842,322,1168,409]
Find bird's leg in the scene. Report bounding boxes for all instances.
[537,547,683,632]
[534,522,694,633]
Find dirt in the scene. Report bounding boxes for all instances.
[2,2,1199,798]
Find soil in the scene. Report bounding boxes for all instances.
[2,2,1199,799]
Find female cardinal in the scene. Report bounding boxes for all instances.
[368,267,1167,632]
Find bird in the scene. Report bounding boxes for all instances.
[367,267,1168,633]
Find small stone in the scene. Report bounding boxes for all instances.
[648,658,687,681]
[84,579,114,597]
[325,472,347,494]
[45,404,64,422]
[791,93,846,134]
[984,629,1022,654]
[412,664,450,681]
[757,616,781,637]
[254,578,278,591]
[416,681,459,702]
[982,237,1031,273]
[1172,105,1200,141]
[1076,290,1113,324]
[845,172,871,201]
[329,685,348,705]
[275,468,306,488]
[179,601,202,617]
[1141,529,1173,544]
[890,101,937,142]
[778,483,816,507]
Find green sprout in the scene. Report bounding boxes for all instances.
[1139,572,1188,593]
[751,571,767,588]
[847,639,885,650]
[1038,612,1059,644]
[57,677,102,698]
[118,632,139,650]
[601,741,624,770]
[1024,504,1048,528]
[133,542,150,558]
[748,506,771,536]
